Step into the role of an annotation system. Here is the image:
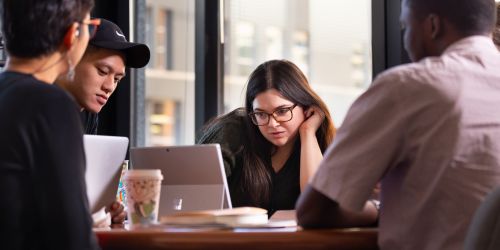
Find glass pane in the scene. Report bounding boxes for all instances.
[144,0,195,146]
[224,0,372,126]
[0,18,5,69]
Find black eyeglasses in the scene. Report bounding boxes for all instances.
[79,18,101,39]
[248,104,298,126]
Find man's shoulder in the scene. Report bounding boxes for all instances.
[373,57,454,90]
[376,46,499,86]
[368,60,462,109]
[375,61,425,81]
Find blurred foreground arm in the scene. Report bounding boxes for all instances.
[296,185,378,228]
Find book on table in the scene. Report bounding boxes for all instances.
[160,207,268,227]
[160,207,298,228]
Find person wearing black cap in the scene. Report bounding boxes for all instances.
[56,18,150,135]
[55,19,150,225]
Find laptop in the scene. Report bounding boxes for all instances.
[130,144,232,216]
[84,135,129,213]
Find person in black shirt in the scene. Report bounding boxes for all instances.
[198,60,336,215]
[57,19,150,135]
[81,109,100,135]
[0,0,99,249]
[56,19,149,224]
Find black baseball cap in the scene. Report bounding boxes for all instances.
[89,18,150,68]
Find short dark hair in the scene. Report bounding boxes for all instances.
[81,44,126,63]
[406,0,496,36]
[82,45,109,58]
[1,0,94,58]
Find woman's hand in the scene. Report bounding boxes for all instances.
[105,201,126,224]
[299,106,325,136]
[298,106,326,191]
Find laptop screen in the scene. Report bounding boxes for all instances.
[130,144,232,216]
[84,135,129,213]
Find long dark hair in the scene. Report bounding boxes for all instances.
[241,59,335,207]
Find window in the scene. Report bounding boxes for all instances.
[0,18,4,68]
[147,100,178,145]
[265,26,283,60]
[146,7,173,70]
[223,0,372,126]
[234,22,255,76]
[135,0,380,144]
[145,6,154,69]
[291,31,310,76]
[143,0,195,146]
[0,37,5,68]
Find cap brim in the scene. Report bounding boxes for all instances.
[90,41,150,68]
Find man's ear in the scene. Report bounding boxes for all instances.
[63,22,79,49]
[427,14,441,40]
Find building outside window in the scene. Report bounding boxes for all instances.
[0,18,4,68]
[291,31,310,76]
[224,0,372,126]
[139,0,372,146]
[143,0,195,146]
[265,26,284,62]
[234,22,255,77]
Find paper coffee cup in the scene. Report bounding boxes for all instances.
[123,169,163,225]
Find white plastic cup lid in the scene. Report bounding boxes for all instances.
[124,169,163,180]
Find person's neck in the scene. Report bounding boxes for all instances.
[4,51,67,84]
[271,138,296,172]
[432,25,488,57]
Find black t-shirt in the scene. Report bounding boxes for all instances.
[268,143,300,214]
[197,108,301,215]
[80,109,99,135]
[0,72,99,250]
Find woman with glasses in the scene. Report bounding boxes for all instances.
[198,59,335,215]
[0,0,99,249]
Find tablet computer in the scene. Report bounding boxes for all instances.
[130,144,232,216]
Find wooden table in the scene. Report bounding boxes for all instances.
[95,226,378,250]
